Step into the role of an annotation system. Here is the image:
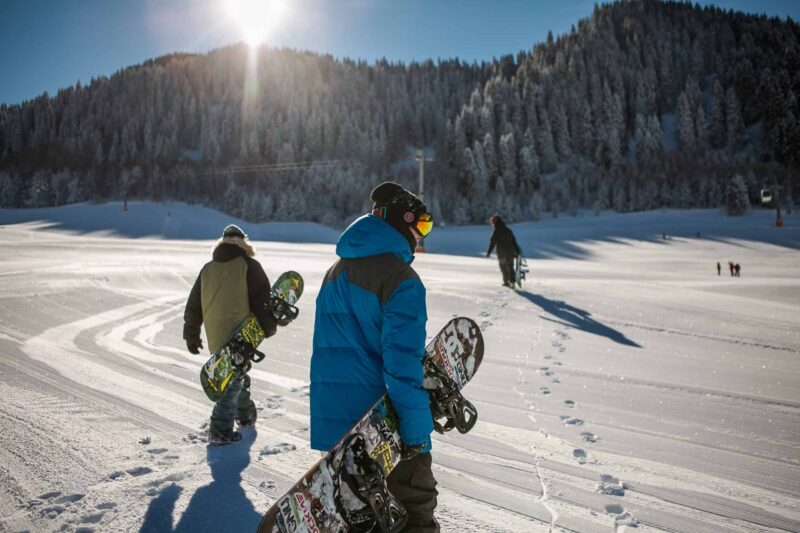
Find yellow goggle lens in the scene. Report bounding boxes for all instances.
[416,213,433,237]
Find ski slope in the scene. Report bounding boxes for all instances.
[1,202,799,532]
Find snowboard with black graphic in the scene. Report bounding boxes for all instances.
[258,316,483,533]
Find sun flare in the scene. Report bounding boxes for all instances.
[224,0,287,46]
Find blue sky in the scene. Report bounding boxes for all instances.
[1,0,798,105]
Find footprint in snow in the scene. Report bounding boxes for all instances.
[125,466,152,477]
[597,475,626,496]
[606,505,639,528]
[147,448,168,455]
[605,503,624,514]
[258,395,285,411]
[562,417,584,427]
[564,400,575,408]
[539,387,551,395]
[551,377,561,384]
[80,511,106,524]
[38,493,85,520]
[260,443,297,456]
[39,504,66,519]
[543,354,553,360]
[581,432,599,443]
[290,385,310,397]
[573,449,588,464]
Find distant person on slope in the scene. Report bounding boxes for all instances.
[311,182,439,532]
[183,224,278,445]
[486,214,522,288]
[717,262,721,276]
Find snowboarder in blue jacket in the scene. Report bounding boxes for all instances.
[311,181,438,532]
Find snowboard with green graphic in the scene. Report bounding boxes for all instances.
[200,271,303,402]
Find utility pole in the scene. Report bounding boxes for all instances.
[413,149,432,252]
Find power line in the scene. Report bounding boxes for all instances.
[200,159,363,175]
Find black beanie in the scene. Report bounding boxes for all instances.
[222,224,247,239]
[370,182,426,252]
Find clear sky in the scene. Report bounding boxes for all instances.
[1,0,798,105]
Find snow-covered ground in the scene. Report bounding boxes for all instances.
[1,202,798,533]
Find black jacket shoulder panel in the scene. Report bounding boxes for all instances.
[324,254,418,306]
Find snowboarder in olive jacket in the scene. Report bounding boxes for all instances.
[486,214,522,287]
[311,182,439,532]
[183,224,278,444]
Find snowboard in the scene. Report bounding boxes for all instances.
[515,255,529,288]
[257,317,484,533]
[199,271,304,402]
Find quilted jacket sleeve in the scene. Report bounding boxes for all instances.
[380,277,433,450]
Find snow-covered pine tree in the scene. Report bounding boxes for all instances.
[725,174,750,215]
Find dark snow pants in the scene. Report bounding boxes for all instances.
[383,452,439,533]
[209,373,257,436]
[498,256,516,286]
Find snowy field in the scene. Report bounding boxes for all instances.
[0,202,799,533]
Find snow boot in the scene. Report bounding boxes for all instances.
[207,430,243,446]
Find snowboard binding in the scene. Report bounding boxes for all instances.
[424,359,478,434]
[270,295,299,326]
[228,335,265,373]
[331,433,407,533]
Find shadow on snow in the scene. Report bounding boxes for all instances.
[516,290,642,348]
[139,430,262,532]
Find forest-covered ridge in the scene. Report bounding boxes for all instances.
[0,0,797,225]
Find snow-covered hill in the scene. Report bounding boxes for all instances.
[1,203,798,532]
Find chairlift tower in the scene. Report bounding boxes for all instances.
[762,186,783,227]
[413,149,433,252]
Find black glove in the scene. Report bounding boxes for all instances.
[186,338,203,355]
[401,442,426,461]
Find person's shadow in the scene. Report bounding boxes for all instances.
[516,291,641,348]
[140,430,262,532]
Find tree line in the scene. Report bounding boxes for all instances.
[1,0,798,225]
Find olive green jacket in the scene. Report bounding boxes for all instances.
[183,240,277,354]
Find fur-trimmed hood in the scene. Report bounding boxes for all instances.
[212,237,255,260]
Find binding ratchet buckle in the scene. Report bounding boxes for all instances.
[424,359,478,434]
[270,295,299,326]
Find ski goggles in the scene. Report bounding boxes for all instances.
[415,212,433,237]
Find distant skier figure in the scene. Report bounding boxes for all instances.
[183,224,278,444]
[729,261,735,276]
[735,263,741,277]
[486,214,522,288]
[717,262,721,276]
[311,182,439,532]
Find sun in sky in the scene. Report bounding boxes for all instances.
[224,0,289,46]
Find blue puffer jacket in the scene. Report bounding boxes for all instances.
[310,214,432,452]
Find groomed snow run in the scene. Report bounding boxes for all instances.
[0,201,798,532]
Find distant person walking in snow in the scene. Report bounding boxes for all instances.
[486,215,522,288]
[717,262,721,276]
[728,261,735,276]
[183,224,278,444]
[735,263,741,277]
